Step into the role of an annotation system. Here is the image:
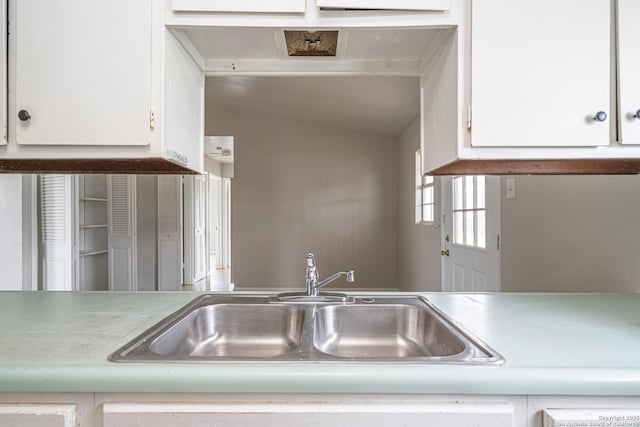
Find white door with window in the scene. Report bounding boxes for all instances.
[441,176,500,292]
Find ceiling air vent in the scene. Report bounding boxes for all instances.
[284,31,338,56]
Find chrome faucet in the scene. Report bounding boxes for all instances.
[277,253,355,301]
[305,253,355,297]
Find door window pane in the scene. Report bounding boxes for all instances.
[464,176,474,209]
[453,176,463,210]
[454,211,464,245]
[422,205,433,222]
[422,187,433,204]
[477,210,486,249]
[452,175,488,250]
[476,176,486,209]
[464,211,475,246]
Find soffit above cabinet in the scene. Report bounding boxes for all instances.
[316,0,450,11]
[173,0,306,13]
[171,0,450,13]
[177,27,450,75]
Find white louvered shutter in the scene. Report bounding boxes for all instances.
[108,175,137,291]
[157,175,182,291]
[40,175,74,291]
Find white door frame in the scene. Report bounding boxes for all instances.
[22,175,39,291]
[440,176,501,292]
[183,174,208,285]
[221,177,231,270]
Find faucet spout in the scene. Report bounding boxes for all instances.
[316,270,355,290]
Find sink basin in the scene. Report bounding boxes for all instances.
[313,304,465,358]
[109,295,504,364]
[150,304,304,358]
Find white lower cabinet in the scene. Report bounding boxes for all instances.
[3,393,640,427]
[102,401,513,427]
[0,404,76,427]
[529,396,640,427]
[543,408,640,426]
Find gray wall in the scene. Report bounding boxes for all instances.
[396,119,441,292]
[207,107,399,289]
[205,156,223,177]
[136,175,158,291]
[501,175,640,292]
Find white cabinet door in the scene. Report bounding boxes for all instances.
[172,0,305,13]
[0,403,76,427]
[317,0,450,11]
[103,401,513,427]
[617,0,640,145]
[0,0,6,146]
[544,408,640,426]
[471,0,611,147]
[14,0,152,146]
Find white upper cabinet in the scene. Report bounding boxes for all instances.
[471,0,611,147]
[3,0,204,173]
[0,0,5,146]
[172,0,306,13]
[617,0,640,145]
[14,0,152,146]
[316,0,450,11]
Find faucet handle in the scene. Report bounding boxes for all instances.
[306,253,318,280]
[306,253,316,268]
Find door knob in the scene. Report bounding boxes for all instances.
[440,249,450,257]
[634,110,640,119]
[18,110,31,122]
[593,111,607,122]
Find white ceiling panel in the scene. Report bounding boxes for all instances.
[183,27,442,62]
[344,28,441,59]
[184,27,284,59]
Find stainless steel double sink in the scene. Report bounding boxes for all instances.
[109,295,504,364]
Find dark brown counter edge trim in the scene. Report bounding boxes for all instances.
[428,159,640,175]
[0,158,198,174]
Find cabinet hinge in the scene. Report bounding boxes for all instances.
[497,234,500,251]
[150,111,156,130]
[466,106,472,130]
[3,126,6,142]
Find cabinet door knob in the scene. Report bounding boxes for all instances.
[593,111,607,122]
[18,110,31,122]
[634,110,640,119]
